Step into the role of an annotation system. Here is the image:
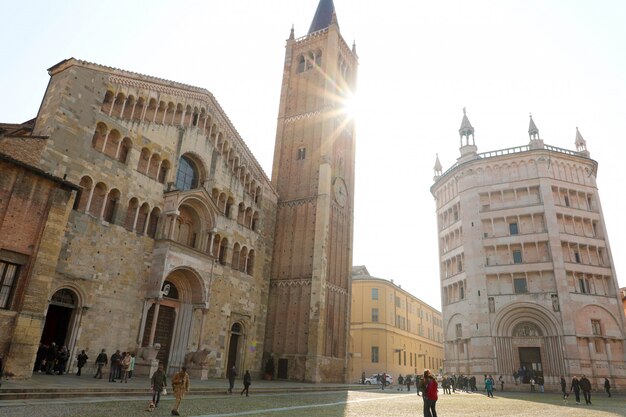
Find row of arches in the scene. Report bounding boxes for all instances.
[91,122,170,184]
[211,188,259,231]
[76,176,160,236]
[100,89,263,201]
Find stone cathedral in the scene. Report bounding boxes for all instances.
[432,111,626,389]
[0,0,356,383]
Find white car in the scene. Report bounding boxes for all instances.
[364,373,393,385]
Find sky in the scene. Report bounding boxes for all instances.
[1,0,625,310]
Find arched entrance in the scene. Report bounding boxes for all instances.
[40,288,78,347]
[227,322,244,372]
[142,281,179,367]
[139,268,206,375]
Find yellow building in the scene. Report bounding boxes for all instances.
[349,266,444,383]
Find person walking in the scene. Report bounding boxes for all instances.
[76,350,88,376]
[570,375,581,404]
[398,374,404,391]
[499,375,504,391]
[529,377,535,392]
[580,375,592,405]
[227,365,237,394]
[405,374,412,392]
[421,369,438,417]
[171,366,190,416]
[94,349,107,379]
[604,378,611,397]
[381,372,387,390]
[241,370,251,397]
[151,363,167,408]
[485,375,494,398]
[560,376,568,399]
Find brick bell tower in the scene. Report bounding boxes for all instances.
[265,0,358,382]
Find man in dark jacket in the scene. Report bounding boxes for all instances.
[109,350,121,382]
[227,365,237,393]
[76,350,88,376]
[94,349,108,379]
[604,378,611,397]
[570,375,581,404]
[45,342,58,374]
[579,375,592,405]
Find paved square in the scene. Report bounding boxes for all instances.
[1,390,623,417]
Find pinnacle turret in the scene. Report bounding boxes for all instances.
[459,107,475,147]
[433,154,442,180]
[528,114,539,140]
[575,127,590,157]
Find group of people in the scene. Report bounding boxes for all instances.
[34,342,70,375]
[150,363,190,416]
[561,375,612,405]
[91,349,136,382]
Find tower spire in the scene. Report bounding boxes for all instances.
[528,113,539,140]
[433,153,443,180]
[308,0,337,34]
[575,126,590,157]
[459,107,475,147]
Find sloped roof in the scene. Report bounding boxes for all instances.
[308,0,336,34]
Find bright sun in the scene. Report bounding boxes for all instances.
[342,91,361,121]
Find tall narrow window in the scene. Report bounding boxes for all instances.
[509,222,519,235]
[574,252,581,263]
[371,308,379,322]
[371,288,378,300]
[459,283,465,300]
[579,277,590,294]
[513,250,523,264]
[0,261,19,310]
[564,195,570,207]
[488,297,495,313]
[455,323,462,338]
[296,147,306,160]
[175,155,199,191]
[371,346,379,363]
[591,319,602,336]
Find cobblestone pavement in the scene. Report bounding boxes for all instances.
[1,389,624,417]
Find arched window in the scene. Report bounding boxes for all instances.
[251,212,259,232]
[89,182,107,218]
[175,156,199,191]
[246,250,255,275]
[147,207,160,238]
[118,137,132,164]
[232,243,241,270]
[77,176,94,213]
[102,91,114,114]
[225,197,234,218]
[218,238,228,265]
[91,123,107,151]
[239,247,248,272]
[297,55,306,73]
[158,160,170,184]
[136,203,150,234]
[51,288,76,308]
[124,198,139,231]
[103,188,120,223]
[137,148,150,174]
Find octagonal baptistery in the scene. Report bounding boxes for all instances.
[430,110,626,390]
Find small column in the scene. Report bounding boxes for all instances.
[197,308,208,349]
[84,186,95,214]
[148,303,161,346]
[132,206,140,232]
[101,131,110,152]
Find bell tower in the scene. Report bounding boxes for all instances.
[265,0,358,382]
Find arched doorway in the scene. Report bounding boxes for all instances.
[139,268,206,375]
[40,288,78,347]
[142,281,179,367]
[227,322,244,372]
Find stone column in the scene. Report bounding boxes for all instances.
[148,303,161,346]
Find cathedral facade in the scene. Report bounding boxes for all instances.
[432,111,626,389]
[0,0,355,383]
